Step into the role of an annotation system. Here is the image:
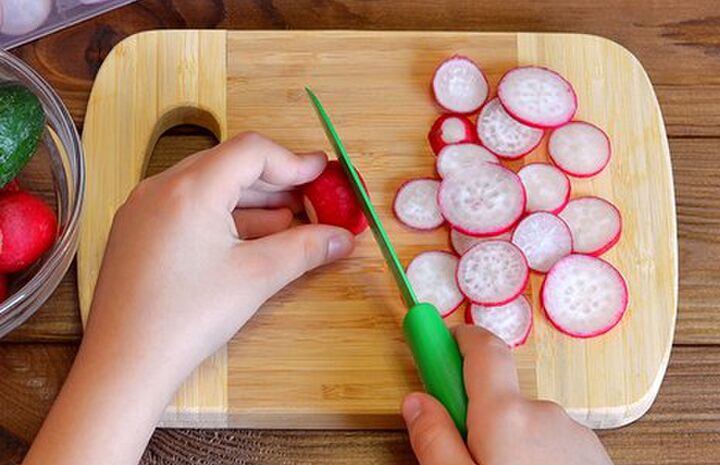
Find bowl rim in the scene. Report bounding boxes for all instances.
[0,50,85,319]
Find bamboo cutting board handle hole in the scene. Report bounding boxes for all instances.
[146,122,220,178]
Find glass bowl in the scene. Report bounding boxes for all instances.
[0,49,84,338]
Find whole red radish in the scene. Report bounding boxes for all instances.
[302,160,368,235]
[0,191,57,273]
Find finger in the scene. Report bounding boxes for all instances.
[236,189,303,212]
[232,208,294,239]
[240,224,355,299]
[190,132,327,207]
[402,393,476,465]
[455,325,520,403]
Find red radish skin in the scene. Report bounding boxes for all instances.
[511,212,573,273]
[517,163,571,214]
[456,240,529,307]
[542,254,628,338]
[438,163,526,237]
[0,275,7,302]
[476,98,544,159]
[548,121,612,178]
[449,228,511,256]
[428,113,477,155]
[393,178,444,231]
[432,55,489,114]
[0,179,20,194]
[0,191,57,273]
[435,143,498,179]
[465,296,533,348]
[559,196,622,256]
[406,251,464,317]
[497,66,578,129]
[302,160,368,235]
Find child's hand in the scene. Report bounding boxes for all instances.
[402,326,614,465]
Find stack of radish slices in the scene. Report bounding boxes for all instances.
[397,56,628,347]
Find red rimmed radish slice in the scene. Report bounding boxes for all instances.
[497,66,577,128]
[456,240,529,306]
[436,143,498,178]
[450,228,511,256]
[548,121,611,178]
[476,98,544,159]
[393,178,444,230]
[438,163,526,236]
[406,251,464,317]
[517,163,570,214]
[466,296,533,348]
[511,212,572,273]
[559,197,622,256]
[432,56,489,114]
[428,113,477,155]
[542,254,628,338]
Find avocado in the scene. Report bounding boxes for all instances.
[0,83,45,188]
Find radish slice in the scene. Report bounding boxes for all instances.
[428,113,477,154]
[432,56,489,114]
[450,228,511,256]
[438,163,526,236]
[393,178,444,230]
[407,251,464,317]
[466,296,533,347]
[456,240,529,306]
[497,66,577,128]
[476,98,544,159]
[511,212,572,273]
[517,163,571,214]
[559,197,622,256]
[542,254,628,338]
[436,143,498,178]
[548,121,611,178]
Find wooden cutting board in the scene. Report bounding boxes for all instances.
[78,30,677,429]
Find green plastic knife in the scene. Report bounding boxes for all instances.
[305,88,468,436]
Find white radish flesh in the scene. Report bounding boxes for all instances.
[466,296,533,347]
[450,228,511,256]
[559,197,622,256]
[517,163,571,214]
[511,212,572,273]
[549,121,611,178]
[432,56,489,114]
[542,254,628,338]
[436,143,498,178]
[476,98,544,159]
[428,113,476,154]
[407,251,464,317]
[438,163,526,236]
[497,66,577,128]
[0,0,52,36]
[456,240,529,306]
[393,178,444,230]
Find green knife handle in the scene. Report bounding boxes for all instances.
[403,303,468,437]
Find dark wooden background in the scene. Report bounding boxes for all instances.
[2,1,719,463]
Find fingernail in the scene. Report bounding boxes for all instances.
[298,153,327,180]
[326,233,354,262]
[402,395,423,424]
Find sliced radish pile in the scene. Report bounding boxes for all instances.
[438,163,525,236]
[393,178,444,230]
[559,197,621,256]
[406,251,464,317]
[517,163,570,214]
[542,254,628,338]
[428,113,477,154]
[476,98,544,159]
[466,295,533,347]
[456,240,528,306]
[511,212,572,273]
[432,56,489,114]
[497,66,577,128]
[450,228,511,256]
[549,121,611,178]
[436,143,498,178]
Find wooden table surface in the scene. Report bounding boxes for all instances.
[1,1,718,463]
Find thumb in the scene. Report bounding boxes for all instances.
[242,223,355,298]
[402,393,476,465]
